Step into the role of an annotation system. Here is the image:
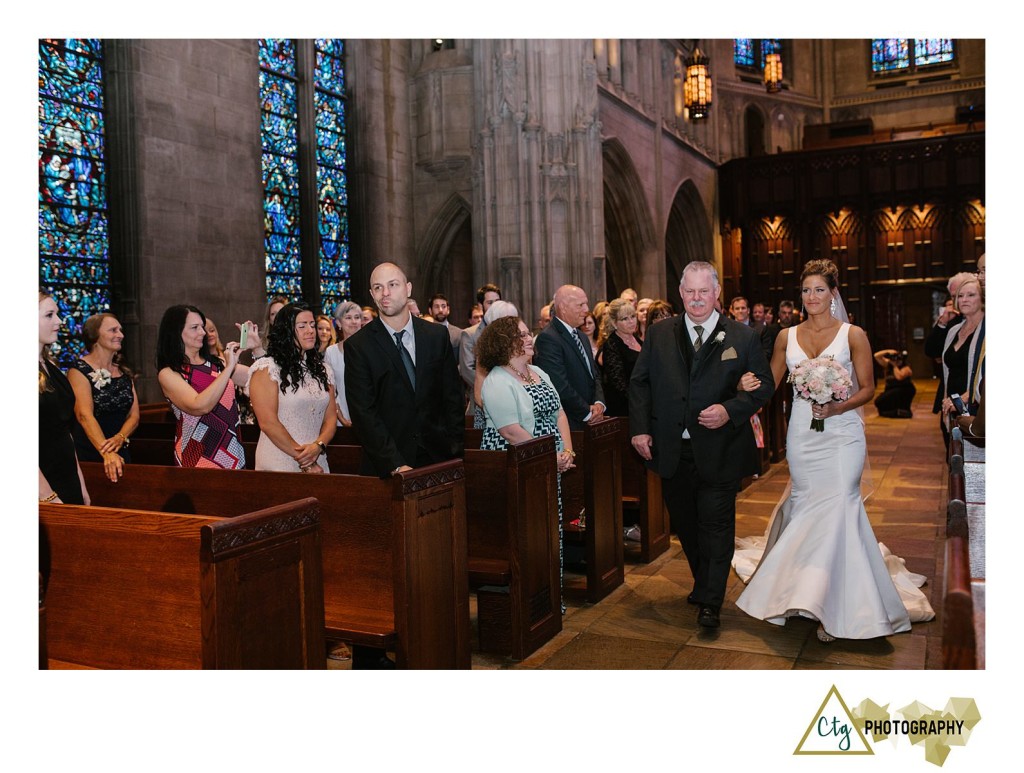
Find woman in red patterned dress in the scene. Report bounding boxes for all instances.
[156,304,249,469]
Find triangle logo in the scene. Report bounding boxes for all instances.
[794,685,874,755]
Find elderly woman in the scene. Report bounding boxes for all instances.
[67,313,140,483]
[925,272,983,449]
[157,304,249,469]
[599,299,642,417]
[478,315,575,612]
[323,300,364,427]
[39,292,90,505]
[248,302,337,472]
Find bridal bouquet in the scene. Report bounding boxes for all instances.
[788,355,853,432]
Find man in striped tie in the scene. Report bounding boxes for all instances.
[533,284,606,432]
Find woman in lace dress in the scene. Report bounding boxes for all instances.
[67,313,139,483]
[733,259,934,642]
[248,302,337,473]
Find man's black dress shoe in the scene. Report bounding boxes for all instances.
[697,605,720,628]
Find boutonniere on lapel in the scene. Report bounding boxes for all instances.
[713,331,726,346]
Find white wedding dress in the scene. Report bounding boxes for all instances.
[734,323,935,638]
[247,357,333,473]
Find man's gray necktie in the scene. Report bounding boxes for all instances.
[394,330,416,388]
[573,328,593,376]
[693,324,704,352]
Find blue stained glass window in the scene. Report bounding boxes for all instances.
[734,39,755,67]
[915,38,954,67]
[260,39,302,302]
[38,38,110,367]
[314,39,349,315]
[872,38,910,71]
[734,39,783,70]
[872,38,953,74]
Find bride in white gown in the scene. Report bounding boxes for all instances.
[733,259,935,641]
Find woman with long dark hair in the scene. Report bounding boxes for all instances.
[38,292,90,505]
[247,302,337,472]
[157,304,248,469]
[67,312,140,483]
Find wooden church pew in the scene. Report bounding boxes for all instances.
[40,497,325,669]
[82,459,471,669]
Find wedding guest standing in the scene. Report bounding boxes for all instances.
[478,315,576,611]
[345,261,464,477]
[67,313,139,483]
[39,292,90,505]
[579,311,600,361]
[936,275,984,445]
[248,303,337,473]
[316,313,337,354]
[205,316,255,424]
[157,304,248,469]
[323,300,364,427]
[599,298,642,417]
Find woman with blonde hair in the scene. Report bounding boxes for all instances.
[38,292,90,505]
[67,312,140,483]
[598,298,641,417]
[323,300,365,427]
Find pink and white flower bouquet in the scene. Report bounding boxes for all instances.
[788,355,853,431]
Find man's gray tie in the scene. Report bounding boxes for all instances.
[394,330,416,388]
[693,324,704,352]
[573,328,593,376]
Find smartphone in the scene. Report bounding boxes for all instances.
[239,322,249,350]
[951,395,968,415]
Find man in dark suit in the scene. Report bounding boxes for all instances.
[629,261,774,629]
[533,284,605,432]
[345,262,465,478]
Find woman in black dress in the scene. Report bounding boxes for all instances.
[38,292,90,505]
[599,298,642,417]
[67,313,139,483]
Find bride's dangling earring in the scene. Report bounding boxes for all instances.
[830,297,837,316]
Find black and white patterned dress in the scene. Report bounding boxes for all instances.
[71,359,135,463]
[481,376,566,611]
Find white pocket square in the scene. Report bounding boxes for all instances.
[720,347,738,361]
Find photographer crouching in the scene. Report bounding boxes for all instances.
[873,348,916,418]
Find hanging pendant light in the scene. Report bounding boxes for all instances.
[683,47,712,121]
[764,52,783,93]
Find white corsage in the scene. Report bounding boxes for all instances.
[713,331,726,345]
[88,368,112,389]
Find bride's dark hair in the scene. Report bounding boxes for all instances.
[801,259,839,290]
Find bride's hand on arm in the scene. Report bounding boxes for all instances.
[736,372,761,392]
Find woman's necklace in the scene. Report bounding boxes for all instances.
[508,364,536,384]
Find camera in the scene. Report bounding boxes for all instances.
[884,350,908,363]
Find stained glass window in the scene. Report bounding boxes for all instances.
[915,38,954,67]
[872,38,954,73]
[734,39,783,69]
[734,39,755,68]
[260,39,303,301]
[259,39,349,314]
[314,39,349,316]
[39,38,110,367]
